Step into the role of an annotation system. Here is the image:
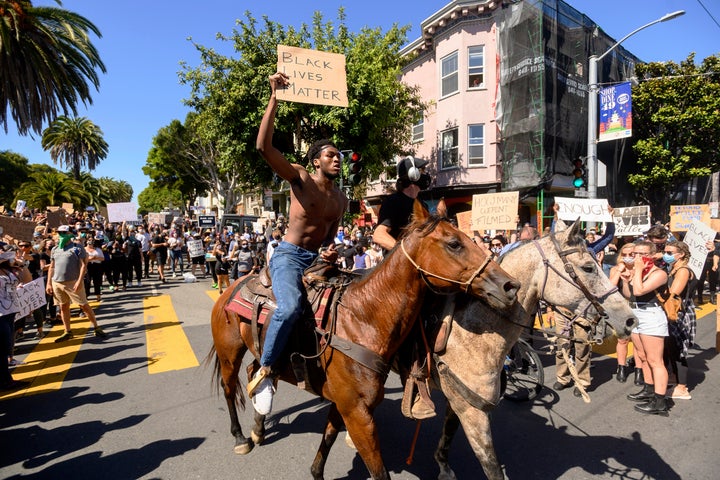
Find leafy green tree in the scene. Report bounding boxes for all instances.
[0,0,106,136]
[628,54,720,220]
[13,170,88,209]
[143,117,209,212]
[0,150,31,208]
[137,182,184,215]
[41,115,109,179]
[179,9,425,201]
[98,177,132,203]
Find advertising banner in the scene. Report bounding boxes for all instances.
[599,82,632,143]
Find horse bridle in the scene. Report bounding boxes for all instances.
[400,238,493,295]
[532,233,618,342]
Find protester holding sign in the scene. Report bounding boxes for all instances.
[0,246,32,390]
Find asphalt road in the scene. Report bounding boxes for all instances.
[1,275,719,479]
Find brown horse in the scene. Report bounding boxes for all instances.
[429,219,638,480]
[209,199,520,480]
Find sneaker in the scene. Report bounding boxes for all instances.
[34,331,46,340]
[108,286,115,293]
[136,281,142,287]
[250,372,275,415]
[172,273,177,278]
[55,331,74,343]
[553,381,572,391]
[93,327,108,338]
[212,283,218,289]
[671,387,692,400]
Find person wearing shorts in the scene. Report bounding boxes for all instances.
[46,225,107,342]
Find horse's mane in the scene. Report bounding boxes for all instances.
[398,211,450,242]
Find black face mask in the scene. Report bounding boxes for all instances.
[416,173,432,190]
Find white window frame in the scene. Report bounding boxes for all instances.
[440,51,459,98]
[468,45,485,89]
[440,128,459,170]
[468,124,485,167]
[411,114,424,143]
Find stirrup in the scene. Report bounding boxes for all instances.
[247,366,271,396]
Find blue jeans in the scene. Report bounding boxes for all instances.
[170,249,184,273]
[260,242,317,367]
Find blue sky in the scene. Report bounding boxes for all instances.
[2,0,718,202]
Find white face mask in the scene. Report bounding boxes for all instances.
[622,256,634,265]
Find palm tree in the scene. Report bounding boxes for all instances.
[13,170,88,210]
[41,115,109,179]
[0,1,106,136]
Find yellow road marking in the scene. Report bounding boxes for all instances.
[144,294,198,374]
[0,308,95,400]
[205,289,221,303]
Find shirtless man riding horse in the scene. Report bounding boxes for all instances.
[251,71,347,415]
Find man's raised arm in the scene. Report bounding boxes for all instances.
[256,72,300,183]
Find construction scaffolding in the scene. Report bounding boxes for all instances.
[496,0,637,192]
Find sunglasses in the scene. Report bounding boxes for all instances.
[491,243,503,247]
[19,244,31,248]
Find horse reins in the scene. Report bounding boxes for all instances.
[400,238,493,295]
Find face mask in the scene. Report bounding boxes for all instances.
[622,256,634,265]
[641,257,655,276]
[491,247,502,254]
[415,173,432,190]
[663,253,677,264]
[58,232,74,249]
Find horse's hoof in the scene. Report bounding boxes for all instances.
[344,432,356,450]
[251,430,264,445]
[233,442,252,455]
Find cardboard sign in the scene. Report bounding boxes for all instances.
[683,220,716,279]
[555,197,612,223]
[471,191,519,231]
[13,278,47,319]
[455,210,474,239]
[106,202,139,223]
[46,209,68,229]
[61,202,74,214]
[669,204,711,232]
[15,200,27,213]
[276,45,348,108]
[198,215,216,228]
[612,205,651,237]
[0,216,36,242]
[186,239,205,258]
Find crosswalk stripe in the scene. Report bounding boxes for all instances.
[144,294,199,374]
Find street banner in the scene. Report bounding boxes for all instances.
[198,215,216,228]
[683,220,716,279]
[669,204,711,232]
[455,210,473,239]
[599,82,632,143]
[12,278,47,319]
[471,191,519,231]
[612,205,651,237]
[106,202,139,223]
[46,209,68,229]
[276,45,348,108]
[555,197,612,223]
[186,239,204,258]
[0,216,36,242]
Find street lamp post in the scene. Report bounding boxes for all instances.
[586,10,685,199]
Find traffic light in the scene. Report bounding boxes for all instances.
[348,151,363,185]
[572,158,587,189]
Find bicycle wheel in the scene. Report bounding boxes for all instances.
[502,339,544,402]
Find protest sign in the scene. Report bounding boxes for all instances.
[106,202,139,223]
[555,197,612,223]
[471,191,519,231]
[186,239,204,258]
[147,213,168,226]
[45,209,68,229]
[61,202,74,214]
[13,278,47,319]
[0,216,36,242]
[669,204,710,232]
[455,210,473,239]
[612,205,651,237]
[683,220,716,279]
[198,215,216,228]
[276,45,348,108]
[15,200,26,213]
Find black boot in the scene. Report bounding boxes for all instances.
[627,383,654,402]
[615,365,628,383]
[634,368,644,386]
[634,393,669,416]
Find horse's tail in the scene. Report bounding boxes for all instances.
[205,343,247,411]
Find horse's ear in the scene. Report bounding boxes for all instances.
[413,199,429,222]
[565,217,583,243]
[436,198,448,218]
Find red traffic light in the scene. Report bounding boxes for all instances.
[350,152,361,162]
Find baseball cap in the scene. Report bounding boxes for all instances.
[57,225,71,232]
[397,156,429,179]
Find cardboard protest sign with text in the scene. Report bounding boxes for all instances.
[106,202,139,223]
[455,210,473,239]
[669,204,710,232]
[13,278,47,319]
[555,197,612,223]
[612,205,651,237]
[276,45,348,107]
[0,216,36,242]
[683,220,716,279]
[471,192,519,232]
